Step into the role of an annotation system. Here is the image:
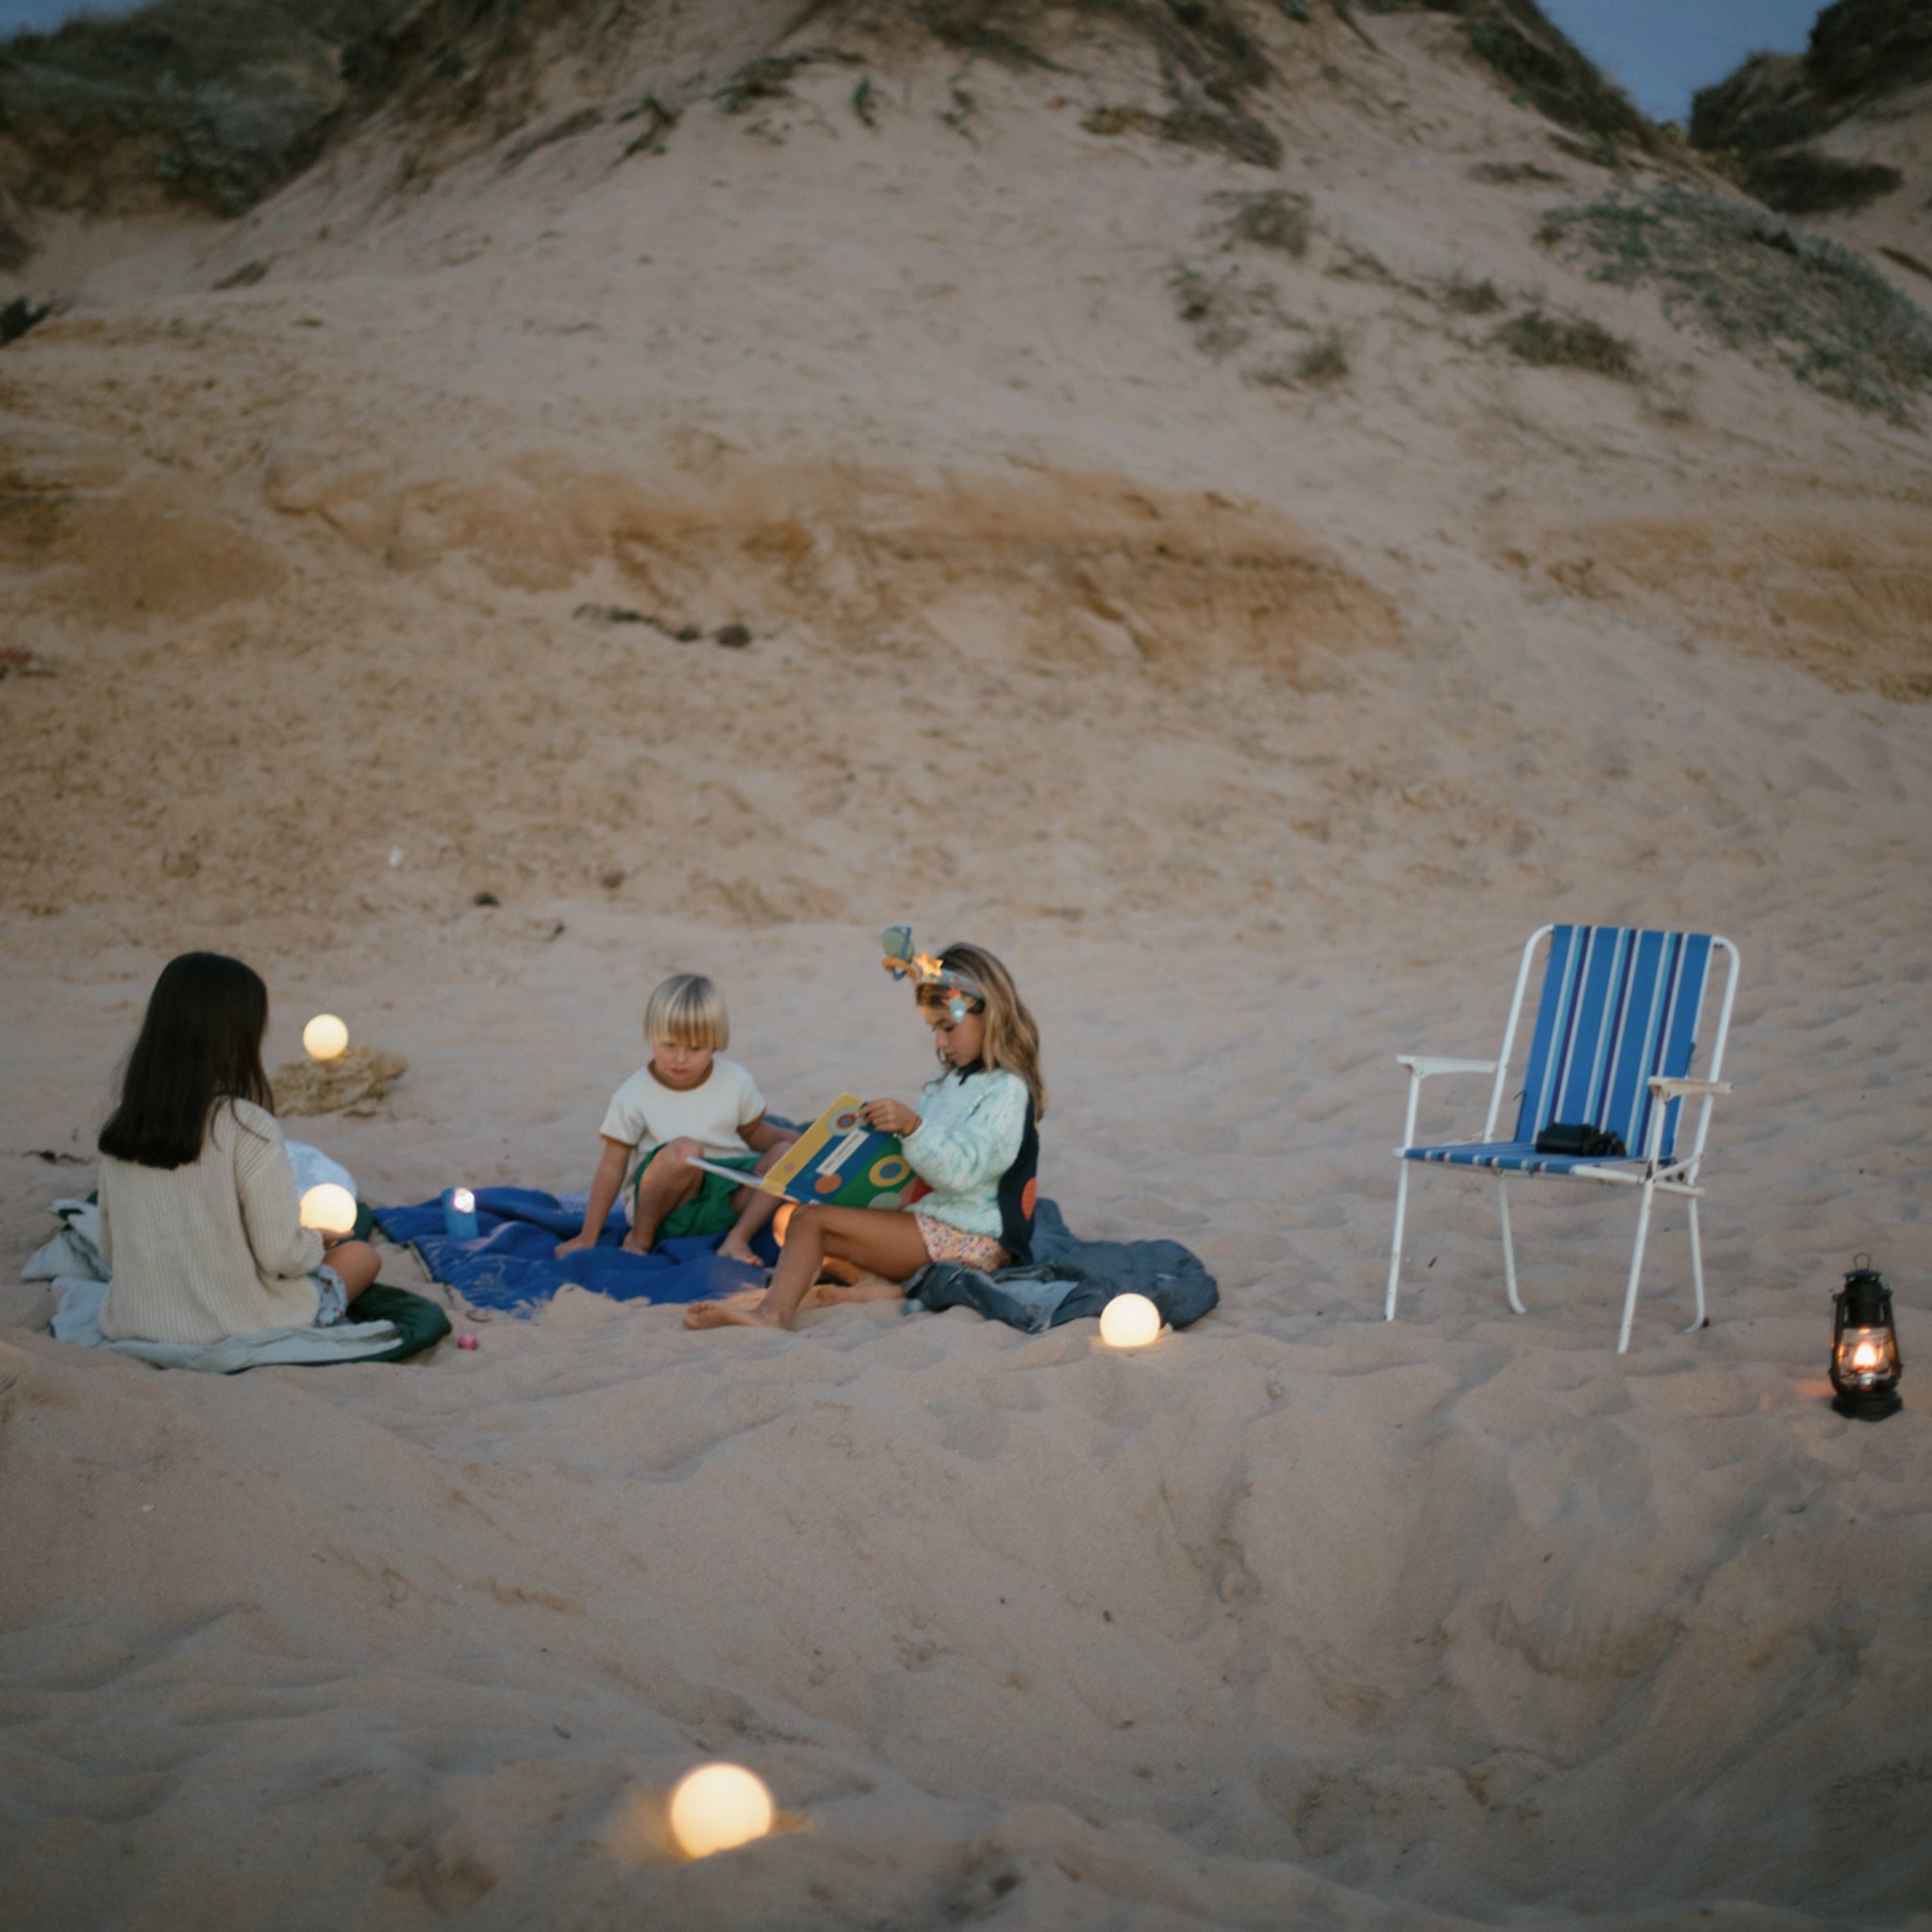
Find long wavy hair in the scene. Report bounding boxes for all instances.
[99,953,274,1169]
[920,941,1046,1120]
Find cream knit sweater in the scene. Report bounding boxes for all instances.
[98,1100,325,1344]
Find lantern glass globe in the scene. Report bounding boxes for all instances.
[299,1183,358,1236]
[1100,1292,1161,1349]
[668,1763,774,1858]
[303,1014,350,1061]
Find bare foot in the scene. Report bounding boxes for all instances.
[684,1298,786,1330]
[715,1235,761,1267]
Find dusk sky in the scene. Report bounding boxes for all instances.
[0,0,1829,125]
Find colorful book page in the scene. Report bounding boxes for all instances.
[757,1095,931,1211]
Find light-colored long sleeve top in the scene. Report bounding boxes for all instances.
[98,1099,325,1344]
[903,1067,1030,1241]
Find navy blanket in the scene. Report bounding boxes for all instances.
[373,1188,774,1314]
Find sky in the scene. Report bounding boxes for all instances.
[0,0,1827,125]
[1537,0,1824,122]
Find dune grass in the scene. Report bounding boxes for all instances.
[1541,185,1932,421]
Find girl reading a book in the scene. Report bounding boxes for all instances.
[684,940,1043,1330]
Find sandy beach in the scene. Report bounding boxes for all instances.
[3,2,1929,1924]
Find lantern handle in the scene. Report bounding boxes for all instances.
[1852,1251,1873,1271]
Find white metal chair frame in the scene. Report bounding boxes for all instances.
[1385,925,1740,1353]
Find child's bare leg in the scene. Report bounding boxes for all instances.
[323,1239,381,1303]
[625,1139,703,1254]
[685,1206,930,1330]
[815,1275,908,1305]
[716,1138,795,1265]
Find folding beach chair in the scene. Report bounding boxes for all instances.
[1385,925,1739,1353]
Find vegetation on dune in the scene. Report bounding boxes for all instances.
[1291,325,1349,384]
[1217,187,1309,258]
[1492,307,1633,379]
[920,0,1283,169]
[0,0,399,216]
[1692,0,1932,156]
[0,0,1721,243]
[1735,149,1903,218]
[1541,185,1932,421]
[1361,0,1659,154]
[1441,271,1503,315]
[1690,0,1926,217]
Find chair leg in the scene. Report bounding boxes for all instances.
[1386,1161,1411,1322]
[1617,1179,1658,1355]
[1684,1196,1707,1334]
[1497,1181,1525,1315]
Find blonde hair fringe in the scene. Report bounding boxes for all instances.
[644,973,728,1050]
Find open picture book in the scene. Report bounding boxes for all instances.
[689,1095,931,1213]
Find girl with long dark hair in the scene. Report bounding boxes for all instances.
[96,953,380,1343]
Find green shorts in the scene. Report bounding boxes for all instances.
[628,1146,759,1241]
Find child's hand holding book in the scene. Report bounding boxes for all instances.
[859,1099,921,1138]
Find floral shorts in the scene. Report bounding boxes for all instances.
[312,1261,349,1327]
[914,1214,1008,1273]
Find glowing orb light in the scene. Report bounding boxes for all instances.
[302,1013,350,1061]
[1099,1292,1161,1350]
[668,1762,774,1859]
[451,1187,475,1214]
[299,1183,358,1236]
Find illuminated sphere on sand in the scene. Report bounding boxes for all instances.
[302,1013,350,1061]
[668,1763,774,1858]
[299,1183,358,1235]
[1100,1292,1161,1349]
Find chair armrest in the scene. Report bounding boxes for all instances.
[1648,1077,1732,1100]
[1397,1057,1497,1079]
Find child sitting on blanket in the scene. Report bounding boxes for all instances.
[554,973,796,1266]
[95,953,381,1345]
[685,939,1043,1331]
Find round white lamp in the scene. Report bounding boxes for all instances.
[299,1182,358,1236]
[668,1762,774,1859]
[302,1013,350,1061]
[1099,1292,1161,1349]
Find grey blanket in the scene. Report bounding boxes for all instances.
[906,1199,1219,1334]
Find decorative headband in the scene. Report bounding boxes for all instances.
[880,925,984,1023]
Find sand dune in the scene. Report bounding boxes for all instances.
[3,2,1929,1924]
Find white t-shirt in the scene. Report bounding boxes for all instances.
[598,1057,766,1164]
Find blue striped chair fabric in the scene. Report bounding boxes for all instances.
[1406,926,1713,1174]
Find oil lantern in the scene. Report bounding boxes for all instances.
[1830,1257,1903,1422]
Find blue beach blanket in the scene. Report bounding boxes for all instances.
[373,1188,774,1314]
[375,1191,1217,1332]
